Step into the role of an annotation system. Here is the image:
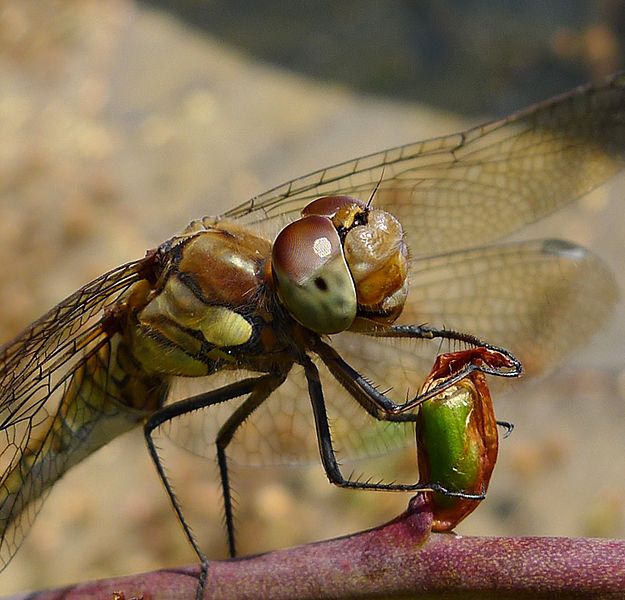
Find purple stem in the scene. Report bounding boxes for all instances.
[6,495,625,599]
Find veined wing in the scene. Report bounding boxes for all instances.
[0,259,146,424]
[0,259,147,569]
[224,71,625,255]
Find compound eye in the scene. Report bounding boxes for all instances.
[272,215,357,334]
[302,195,366,219]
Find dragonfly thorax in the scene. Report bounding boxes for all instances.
[121,221,278,377]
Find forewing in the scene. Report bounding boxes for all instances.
[0,260,145,424]
[0,259,145,569]
[225,72,625,255]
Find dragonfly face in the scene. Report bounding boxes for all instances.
[2,71,625,582]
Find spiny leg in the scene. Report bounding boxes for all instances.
[144,377,271,599]
[382,324,522,413]
[316,325,521,418]
[315,339,417,422]
[213,372,287,557]
[497,420,514,438]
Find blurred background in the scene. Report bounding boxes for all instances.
[2,0,625,594]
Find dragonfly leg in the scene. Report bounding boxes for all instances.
[362,325,523,413]
[318,338,504,425]
[213,372,288,558]
[377,323,514,352]
[303,355,484,499]
[383,324,523,375]
[497,420,515,438]
[315,339,417,421]
[143,377,276,577]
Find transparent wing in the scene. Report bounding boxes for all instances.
[0,259,145,424]
[0,259,146,569]
[167,238,616,466]
[224,71,625,255]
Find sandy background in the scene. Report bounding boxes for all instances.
[2,1,625,594]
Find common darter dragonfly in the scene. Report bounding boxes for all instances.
[1,71,624,589]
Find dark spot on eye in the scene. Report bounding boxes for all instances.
[314,277,328,291]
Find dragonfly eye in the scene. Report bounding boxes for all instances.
[272,214,357,334]
[344,208,408,321]
[302,195,367,225]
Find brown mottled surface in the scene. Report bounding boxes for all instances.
[1,2,624,595]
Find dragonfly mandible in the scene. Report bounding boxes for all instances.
[1,71,624,583]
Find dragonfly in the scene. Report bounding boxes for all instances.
[1,71,625,590]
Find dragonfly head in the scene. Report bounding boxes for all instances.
[271,196,408,335]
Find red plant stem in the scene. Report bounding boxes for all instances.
[6,495,625,599]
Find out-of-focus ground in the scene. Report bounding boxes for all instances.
[1,1,625,594]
